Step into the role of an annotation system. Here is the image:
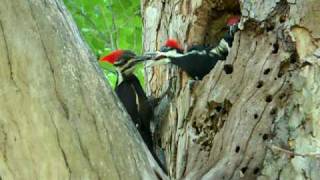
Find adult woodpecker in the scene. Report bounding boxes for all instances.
[148,16,240,80]
[101,50,168,173]
[100,50,154,150]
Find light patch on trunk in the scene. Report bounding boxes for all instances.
[291,26,317,58]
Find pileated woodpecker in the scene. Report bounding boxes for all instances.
[148,16,240,80]
[101,50,168,173]
[100,50,154,150]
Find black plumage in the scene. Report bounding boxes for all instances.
[115,74,153,149]
[169,50,223,79]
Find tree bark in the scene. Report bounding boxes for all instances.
[142,0,320,179]
[0,0,166,179]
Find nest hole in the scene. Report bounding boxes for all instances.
[202,1,241,48]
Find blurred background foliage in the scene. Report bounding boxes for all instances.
[64,0,144,88]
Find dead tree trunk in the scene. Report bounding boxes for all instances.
[0,0,166,179]
[142,0,320,179]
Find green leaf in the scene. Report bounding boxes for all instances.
[64,0,144,88]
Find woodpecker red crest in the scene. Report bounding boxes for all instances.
[165,39,182,50]
[227,16,240,26]
[100,50,124,64]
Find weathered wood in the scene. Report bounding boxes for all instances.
[143,0,320,179]
[0,0,166,179]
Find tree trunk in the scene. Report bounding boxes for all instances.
[0,0,166,179]
[142,0,320,179]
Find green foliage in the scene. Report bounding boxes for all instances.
[64,0,144,88]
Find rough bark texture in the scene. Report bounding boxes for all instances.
[0,0,166,179]
[142,0,320,179]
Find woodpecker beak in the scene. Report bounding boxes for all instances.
[143,51,171,60]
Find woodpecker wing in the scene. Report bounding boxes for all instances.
[130,75,153,149]
[115,77,142,125]
[170,51,221,79]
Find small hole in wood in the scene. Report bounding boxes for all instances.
[266,23,275,32]
[253,167,260,175]
[262,134,268,140]
[279,93,286,100]
[224,64,234,74]
[265,95,273,103]
[272,42,279,54]
[192,122,196,128]
[270,108,277,115]
[290,52,298,64]
[195,127,200,135]
[241,167,248,173]
[254,114,259,119]
[235,146,240,153]
[279,15,286,23]
[216,106,222,112]
[264,68,271,75]
[277,66,285,77]
[256,81,264,88]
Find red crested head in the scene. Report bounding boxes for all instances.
[165,39,182,50]
[227,16,240,26]
[100,50,124,64]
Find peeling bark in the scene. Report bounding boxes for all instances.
[143,0,320,179]
[0,0,166,179]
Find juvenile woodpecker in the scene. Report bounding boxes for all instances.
[148,16,240,80]
[101,50,154,150]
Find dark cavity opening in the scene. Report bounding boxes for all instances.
[270,108,277,115]
[216,106,222,112]
[290,51,298,64]
[224,64,234,74]
[262,134,268,140]
[253,167,260,175]
[235,146,240,153]
[265,95,273,103]
[256,81,264,88]
[272,42,279,54]
[266,23,275,32]
[279,15,286,23]
[264,68,271,75]
[241,167,248,174]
